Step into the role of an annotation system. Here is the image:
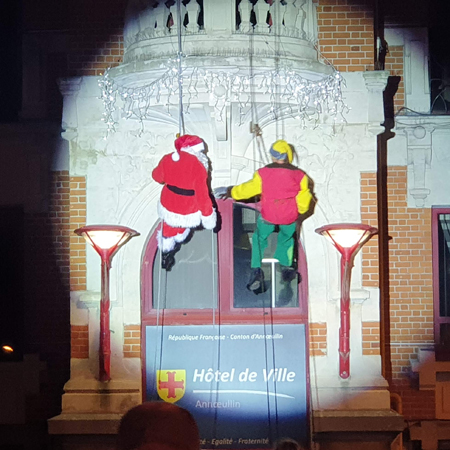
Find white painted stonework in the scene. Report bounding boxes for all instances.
[385,28,450,209]
[60,0,392,416]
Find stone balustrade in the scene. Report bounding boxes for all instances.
[123,0,319,66]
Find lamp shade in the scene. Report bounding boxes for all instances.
[75,225,140,262]
[315,223,378,258]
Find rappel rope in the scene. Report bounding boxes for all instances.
[269,4,282,440]
[152,1,309,445]
[210,230,221,442]
[248,3,289,443]
[248,22,276,446]
[154,0,186,394]
[176,0,185,137]
[153,1,220,439]
[249,24,270,168]
[154,225,167,394]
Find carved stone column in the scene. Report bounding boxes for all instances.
[238,0,253,33]
[253,0,270,33]
[404,125,434,207]
[58,77,82,143]
[154,1,170,36]
[283,0,300,36]
[363,71,390,136]
[185,0,200,33]
[169,2,186,33]
[270,0,284,33]
[303,0,317,42]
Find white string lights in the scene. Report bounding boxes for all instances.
[99,58,348,137]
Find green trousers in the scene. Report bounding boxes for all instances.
[251,216,296,268]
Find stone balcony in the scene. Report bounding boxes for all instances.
[118,0,331,80]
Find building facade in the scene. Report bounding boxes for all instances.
[2,1,450,450]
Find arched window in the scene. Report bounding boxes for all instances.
[142,199,308,324]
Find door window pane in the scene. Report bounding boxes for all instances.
[233,203,299,308]
[152,229,218,309]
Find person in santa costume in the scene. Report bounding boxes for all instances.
[152,134,216,270]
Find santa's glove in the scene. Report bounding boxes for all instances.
[213,186,233,199]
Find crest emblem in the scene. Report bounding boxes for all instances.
[157,370,186,403]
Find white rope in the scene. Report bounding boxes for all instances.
[154,222,166,392]
[176,0,185,136]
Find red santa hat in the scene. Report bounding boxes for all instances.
[172,134,205,162]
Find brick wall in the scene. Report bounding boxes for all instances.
[24,171,71,348]
[387,166,434,419]
[71,325,89,358]
[384,45,405,113]
[124,325,141,358]
[360,168,435,419]
[67,0,127,76]
[50,171,71,287]
[310,323,327,356]
[361,173,379,287]
[387,167,433,355]
[70,176,87,290]
[360,175,381,357]
[317,0,374,72]
[23,170,71,415]
[362,321,380,355]
[360,171,382,401]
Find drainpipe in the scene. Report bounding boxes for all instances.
[377,126,394,383]
[374,0,395,383]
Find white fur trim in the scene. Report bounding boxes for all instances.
[174,228,191,243]
[157,200,202,228]
[180,146,209,170]
[157,228,190,252]
[182,142,204,153]
[157,229,176,252]
[172,151,180,162]
[201,209,217,230]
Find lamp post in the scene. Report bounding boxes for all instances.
[315,223,378,379]
[74,225,140,382]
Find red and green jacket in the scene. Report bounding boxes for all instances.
[231,163,312,225]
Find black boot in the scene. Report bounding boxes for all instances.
[247,268,264,292]
[161,250,176,271]
[281,266,297,283]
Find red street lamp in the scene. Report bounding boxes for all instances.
[74,225,140,382]
[315,223,378,379]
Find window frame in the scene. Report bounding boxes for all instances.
[432,206,450,355]
[141,199,308,326]
[217,199,308,324]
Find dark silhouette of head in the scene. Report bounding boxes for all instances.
[117,401,200,450]
[274,438,306,450]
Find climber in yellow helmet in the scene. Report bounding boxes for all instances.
[214,140,313,292]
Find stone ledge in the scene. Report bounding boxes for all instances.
[48,414,122,435]
[313,410,405,433]
[63,378,141,393]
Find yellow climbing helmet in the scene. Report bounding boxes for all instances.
[269,140,293,163]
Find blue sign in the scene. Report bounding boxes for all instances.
[145,324,308,449]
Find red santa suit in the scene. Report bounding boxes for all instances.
[152,134,216,253]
